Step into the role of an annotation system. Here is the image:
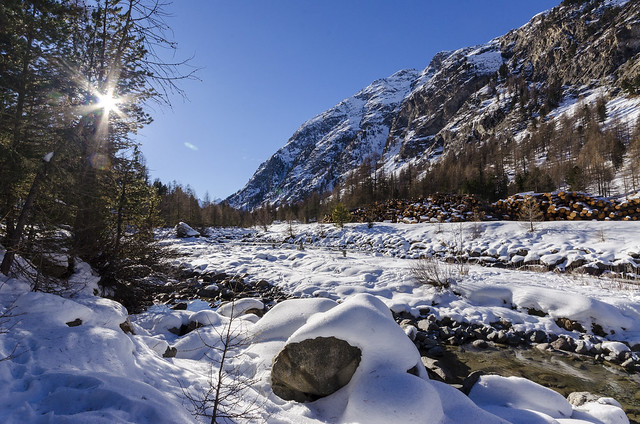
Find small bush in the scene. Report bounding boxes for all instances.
[410,256,455,290]
[331,203,350,228]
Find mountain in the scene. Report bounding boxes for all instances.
[227,0,640,210]
[226,69,419,209]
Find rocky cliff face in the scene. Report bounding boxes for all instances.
[228,0,640,210]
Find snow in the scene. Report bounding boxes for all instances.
[469,375,573,420]
[1,220,637,423]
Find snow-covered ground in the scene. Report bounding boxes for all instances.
[1,221,638,423]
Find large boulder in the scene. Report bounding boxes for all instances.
[271,336,361,402]
[175,222,200,238]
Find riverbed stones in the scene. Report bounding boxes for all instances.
[271,336,361,402]
[551,337,573,352]
[472,339,488,349]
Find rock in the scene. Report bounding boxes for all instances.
[472,339,488,349]
[417,319,438,332]
[427,345,445,357]
[461,371,484,395]
[621,358,636,370]
[198,284,220,298]
[421,356,454,383]
[66,318,82,327]
[119,319,135,335]
[175,222,200,238]
[556,317,585,332]
[551,337,573,352]
[168,320,203,337]
[170,302,188,310]
[527,330,547,344]
[487,330,508,344]
[535,342,551,351]
[271,336,361,402]
[506,331,523,346]
[567,391,599,407]
[418,307,431,316]
[574,340,589,355]
[418,336,439,350]
[163,346,177,358]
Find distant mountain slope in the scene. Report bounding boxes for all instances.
[228,0,640,210]
[226,69,418,209]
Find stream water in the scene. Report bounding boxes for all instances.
[441,345,640,423]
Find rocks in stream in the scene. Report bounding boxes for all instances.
[153,270,293,310]
[394,312,640,374]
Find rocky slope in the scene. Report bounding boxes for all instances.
[227,0,640,210]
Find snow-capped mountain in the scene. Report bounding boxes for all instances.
[228,0,640,210]
[227,69,419,209]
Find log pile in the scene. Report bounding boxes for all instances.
[350,194,488,223]
[491,192,640,221]
[343,191,640,224]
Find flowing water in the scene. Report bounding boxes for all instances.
[440,345,640,423]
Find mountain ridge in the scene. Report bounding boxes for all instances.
[227,0,640,210]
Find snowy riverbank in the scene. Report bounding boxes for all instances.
[1,221,638,423]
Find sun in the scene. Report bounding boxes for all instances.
[96,92,120,114]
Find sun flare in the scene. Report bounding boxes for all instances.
[96,92,120,114]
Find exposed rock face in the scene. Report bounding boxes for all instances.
[271,336,362,402]
[228,0,640,210]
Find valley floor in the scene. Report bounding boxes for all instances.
[1,220,639,423]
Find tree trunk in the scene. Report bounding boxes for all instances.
[1,161,49,276]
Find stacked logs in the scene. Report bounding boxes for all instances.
[350,194,487,223]
[492,192,640,221]
[344,192,640,224]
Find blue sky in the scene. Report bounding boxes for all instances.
[136,0,560,201]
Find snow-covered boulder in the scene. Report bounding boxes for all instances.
[469,375,574,420]
[175,221,200,238]
[217,298,264,318]
[271,336,362,402]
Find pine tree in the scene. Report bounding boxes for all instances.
[1,0,195,286]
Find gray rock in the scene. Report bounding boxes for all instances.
[427,345,445,357]
[417,319,438,332]
[527,330,547,344]
[551,337,573,352]
[163,346,177,358]
[461,371,484,395]
[271,337,361,402]
[567,392,599,407]
[472,339,488,349]
[621,358,636,370]
[421,357,453,383]
[535,342,551,351]
[574,340,589,355]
